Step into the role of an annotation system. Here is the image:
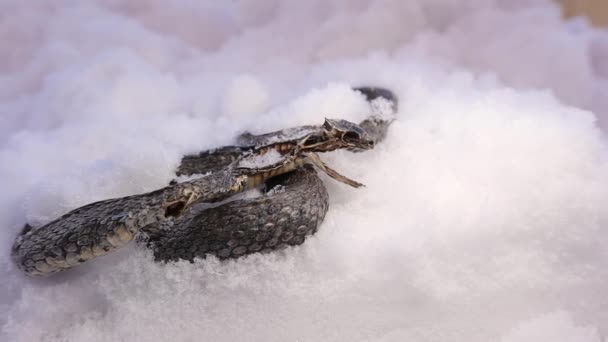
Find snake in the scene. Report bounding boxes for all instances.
[11,87,397,276]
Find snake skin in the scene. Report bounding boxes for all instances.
[11,86,397,276]
[11,169,247,276]
[145,165,328,262]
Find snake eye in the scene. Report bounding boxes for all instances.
[342,131,361,143]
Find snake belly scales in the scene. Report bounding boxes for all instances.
[11,87,398,276]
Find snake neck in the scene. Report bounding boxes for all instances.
[242,157,307,188]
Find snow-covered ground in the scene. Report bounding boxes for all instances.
[2,1,608,341]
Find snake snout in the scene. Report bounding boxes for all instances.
[347,138,375,153]
[360,137,375,150]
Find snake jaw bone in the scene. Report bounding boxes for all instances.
[304,152,365,188]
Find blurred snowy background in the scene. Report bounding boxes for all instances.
[1,0,608,341]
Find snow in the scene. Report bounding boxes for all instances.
[237,149,284,169]
[1,1,608,341]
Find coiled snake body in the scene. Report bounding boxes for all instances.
[12,87,397,276]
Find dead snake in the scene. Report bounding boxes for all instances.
[11,87,397,276]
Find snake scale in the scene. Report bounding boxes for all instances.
[11,87,397,276]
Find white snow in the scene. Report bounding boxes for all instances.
[2,1,608,341]
[237,149,284,169]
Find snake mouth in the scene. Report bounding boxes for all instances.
[345,138,375,152]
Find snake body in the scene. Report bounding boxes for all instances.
[145,165,329,262]
[12,87,397,276]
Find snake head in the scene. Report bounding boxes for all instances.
[322,118,375,152]
[299,119,375,153]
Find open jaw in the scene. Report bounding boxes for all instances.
[304,152,364,188]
